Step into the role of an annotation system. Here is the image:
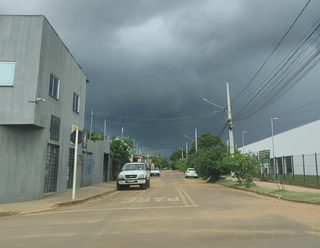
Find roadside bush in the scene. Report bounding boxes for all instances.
[176,158,188,172]
[187,145,230,182]
[219,151,260,187]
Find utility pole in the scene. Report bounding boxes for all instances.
[181,147,183,159]
[121,127,124,140]
[226,82,234,155]
[136,142,139,155]
[186,142,188,159]
[195,128,198,152]
[242,131,247,154]
[89,110,94,140]
[104,119,107,140]
[72,130,79,199]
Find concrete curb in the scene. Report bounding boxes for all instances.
[0,189,117,218]
[51,189,117,208]
[216,183,320,206]
[0,211,20,217]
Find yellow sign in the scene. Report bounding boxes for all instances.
[71,124,79,145]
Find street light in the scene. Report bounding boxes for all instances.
[271,117,279,176]
[184,134,194,142]
[242,131,248,154]
[202,98,225,111]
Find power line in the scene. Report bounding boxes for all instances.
[95,110,218,121]
[234,20,320,120]
[232,0,312,104]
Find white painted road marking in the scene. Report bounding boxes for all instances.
[177,187,198,207]
[121,198,137,203]
[167,197,180,202]
[23,205,198,216]
[121,197,180,203]
[154,197,164,202]
[137,198,151,202]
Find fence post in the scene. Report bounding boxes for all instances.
[302,154,306,184]
[292,155,295,183]
[315,153,319,187]
[275,157,278,180]
[282,156,285,181]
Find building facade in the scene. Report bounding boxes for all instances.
[241,119,320,176]
[0,15,110,204]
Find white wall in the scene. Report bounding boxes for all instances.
[242,119,320,157]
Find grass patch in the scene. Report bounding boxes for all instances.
[261,174,319,185]
[218,179,320,202]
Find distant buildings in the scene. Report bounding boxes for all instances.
[0,15,110,203]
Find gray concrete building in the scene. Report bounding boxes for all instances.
[0,15,110,204]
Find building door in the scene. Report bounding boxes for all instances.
[43,144,59,194]
[81,152,93,187]
[67,148,75,189]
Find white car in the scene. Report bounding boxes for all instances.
[150,167,160,176]
[117,162,150,190]
[185,168,198,178]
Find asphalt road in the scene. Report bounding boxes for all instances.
[1,170,320,248]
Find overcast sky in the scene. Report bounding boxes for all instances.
[1,0,320,157]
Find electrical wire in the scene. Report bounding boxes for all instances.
[232,0,312,104]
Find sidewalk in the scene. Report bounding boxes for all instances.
[227,177,320,193]
[254,180,320,193]
[0,182,116,217]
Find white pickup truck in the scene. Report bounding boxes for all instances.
[117,162,150,190]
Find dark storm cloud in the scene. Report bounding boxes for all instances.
[1,0,320,157]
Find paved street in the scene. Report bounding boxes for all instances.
[1,170,320,248]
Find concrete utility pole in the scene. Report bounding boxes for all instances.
[89,110,94,140]
[226,82,235,155]
[121,127,124,140]
[186,142,188,159]
[242,131,247,154]
[195,128,198,152]
[104,120,107,140]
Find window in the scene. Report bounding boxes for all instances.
[50,115,60,141]
[49,73,59,99]
[0,62,15,86]
[73,93,80,113]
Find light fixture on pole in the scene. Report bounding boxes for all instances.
[271,117,279,176]
[184,132,198,152]
[242,131,248,154]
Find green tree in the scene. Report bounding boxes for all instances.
[187,145,229,181]
[219,151,260,187]
[110,136,135,173]
[84,129,105,141]
[170,148,185,161]
[149,155,162,168]
[189,133,224,154]
[161,157,169,169]
[176,158,188,172]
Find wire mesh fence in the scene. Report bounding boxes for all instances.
[260,153,320,187]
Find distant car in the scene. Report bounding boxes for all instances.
[117,162,150,190]
[185,168,198,178]
[150,167,160,177]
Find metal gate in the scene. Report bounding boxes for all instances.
[43,144,59,194]
[81,152,93,187]
[67,148,75,189]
